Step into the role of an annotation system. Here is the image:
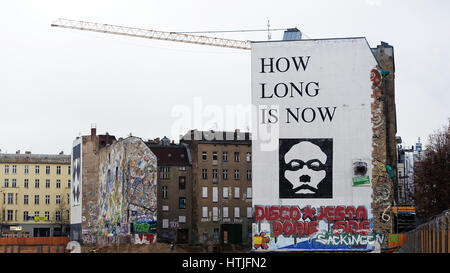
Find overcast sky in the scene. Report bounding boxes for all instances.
[0,0,448,154]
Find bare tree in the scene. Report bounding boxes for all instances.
[413,119,450,219]
[54,200,70,237]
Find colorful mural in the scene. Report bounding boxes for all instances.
[82,137,157,245]
[252,205,386,251]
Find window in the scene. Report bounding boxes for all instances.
[45,195,50,205]
[179,176,186,190]
[68,180,71,189]
[34,211,39,217]
[234,170,240,180]
[234,187,240,198]
[68,166,71,175]
[212,169,218,179]
[35,165,40,174]
[8,193,13,204]
[34,195,39,205]
[202,151,207,161]
[67,194,70,205]
[247,170,252,181]
[212,187,218,202]
[202,187,208,198]
[247,187,252,199]
[222,152,228,162]
[222,169,228,180]
[56,166,61,175]
[202,207,208,218]
[179,197,186,209]
[45,211,50,220]
[46,179,50,188]
[162,219,169,229]
[202,169,207,179]
[23,211,29,221]
[12,179,16,188]
[212,151,218,161]
[234,207,240,218]
[246,152,252,162]
[35,179,39,188]
[12,165,16,174]
[4,179,9,188]
[162,205,169,211]
[46,166,50,174]
[234,152,240,162]
[223,187,229,199]
[162,186,168,199]
[159,167,171,179]
[179,216,186,223]
[24,179,29,188]
[56,195,61,204]
[247,207,253,218]
[223,207,229,218]
[56,179,61,189]
[212,207,218,221]
[24,165,29,174]
[24,195,29,205]
[4,165,9,174]
[7,210,13,221]
[55,211,61,221]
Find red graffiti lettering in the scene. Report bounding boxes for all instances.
[280,206,290,221]
[294,222,304,237]
[356,206,368,220]
[334,206,345,221]
[290,206,301,221]
[255,206,265,221]
[346,206,356,219]
[301,206,316,220]
[269,206,280,221]
[283,221,294,236]
[273,221,283,238]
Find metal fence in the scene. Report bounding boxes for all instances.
[399,210,449,253]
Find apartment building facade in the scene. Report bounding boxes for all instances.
[0,152,71,237]
[146,136,193,244]
[181,130,252,245]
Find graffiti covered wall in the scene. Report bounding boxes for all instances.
[251,38,389,251]
[81,137,158,245]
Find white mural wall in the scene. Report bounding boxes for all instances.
[251,38,382,251]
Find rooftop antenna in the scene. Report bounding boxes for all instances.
[267,20,272,40]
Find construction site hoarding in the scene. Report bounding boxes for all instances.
[251,38,384,251]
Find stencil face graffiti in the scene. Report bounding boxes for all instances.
[279,139,333,198]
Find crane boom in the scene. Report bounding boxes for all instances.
[51,18,251,50]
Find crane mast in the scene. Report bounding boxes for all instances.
[51,18,251,50]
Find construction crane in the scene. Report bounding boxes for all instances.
[51,18,253,50]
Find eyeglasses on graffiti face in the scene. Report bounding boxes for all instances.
[286,159,325,171]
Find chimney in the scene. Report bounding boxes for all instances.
[59,151,64,155]
[25,151,31,154]
[91,127,97,136]
[16,150,20,154]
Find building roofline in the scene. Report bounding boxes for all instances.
[0,153,71,164]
